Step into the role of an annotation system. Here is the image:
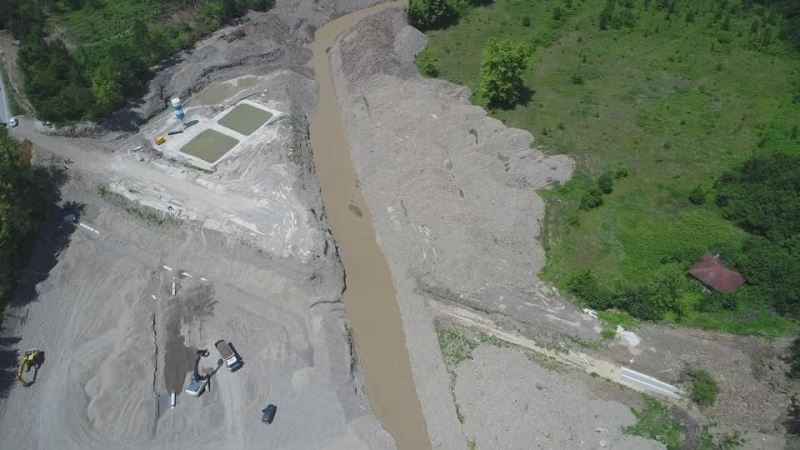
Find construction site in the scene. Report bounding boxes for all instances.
[0,0,796,449]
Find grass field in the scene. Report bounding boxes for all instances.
[420,0,800,335]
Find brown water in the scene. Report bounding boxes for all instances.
[308,3,431,449]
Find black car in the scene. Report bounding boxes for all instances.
[261,404,277,424]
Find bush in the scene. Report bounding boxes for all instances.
[522,16,531,27]
[416,49,441,77]
[716,153,800,242]
[407,0,456,30]
[688,185,706,205]
[479,38,529,107]
[613,164,630,179]
[597,171,614,194]
[580,185,603,210]
[566,270,617,309]
[682,367,718,408]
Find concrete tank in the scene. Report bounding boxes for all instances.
[171,97,185,121]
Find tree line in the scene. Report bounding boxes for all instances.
[0,129,49,303]
[0,0,274,123]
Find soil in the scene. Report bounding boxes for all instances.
[0,2,406,448]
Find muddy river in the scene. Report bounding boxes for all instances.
[308,3,431,449]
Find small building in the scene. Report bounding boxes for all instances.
[688,252,745,293]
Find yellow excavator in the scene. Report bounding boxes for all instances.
[17,349,43,386]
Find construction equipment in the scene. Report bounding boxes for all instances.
[185,349,210,397]
[215,340,242,372]
[154,135,166,145]
[17,349,42,386]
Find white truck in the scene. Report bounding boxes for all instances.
[215,339,242,371]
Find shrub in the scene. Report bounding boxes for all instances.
[580,185,603,210]
[522,15,531,27]
[682,367,718,408]
[407,0,456,30]
[597,171,614,194]
[416,49,441,77]
[571,73,584,84]
[479,37,529,107]
[715,153,800,242]
[688,185,706,205]
[567,270,617,309]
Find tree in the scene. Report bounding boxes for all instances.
[716,153,800,242]
[597,171,614,194]
[0,129,48,301]
[407,0,455,30]
[580,185,603,210]
[479,37,528,107]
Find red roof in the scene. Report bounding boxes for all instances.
[688,252,745,293]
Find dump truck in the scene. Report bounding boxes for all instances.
[215,340,242,371]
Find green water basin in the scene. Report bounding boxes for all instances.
[218,103,273,136]
[180,129,239,164]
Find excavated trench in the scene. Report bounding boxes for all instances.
[308,2,431,449]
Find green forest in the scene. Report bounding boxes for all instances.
[0,0,273,123]
[416,0,800,336]
[0,129,48,305]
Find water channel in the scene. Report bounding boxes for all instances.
[308,3,431,449]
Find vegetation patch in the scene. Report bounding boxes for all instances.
[0,129,52,308]
[1,0,274,123]
[625,397,683,450]
[598,309,638,339]
[420,0,800,337]
[682,367,719,408]
[436,326,479,373]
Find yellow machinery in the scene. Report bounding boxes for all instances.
[17,349,42,386]
[154,135,166,145]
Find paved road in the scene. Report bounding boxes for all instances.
[0,68,11,124]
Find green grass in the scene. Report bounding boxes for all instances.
[421,0,800,336]
[626,396,743,449]
[436,326,479,373]
[682,367,718,408]
[625,397,683,450]
[598,309,638,338]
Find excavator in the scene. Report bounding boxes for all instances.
[17,349,43,386]
[185,349,210,397]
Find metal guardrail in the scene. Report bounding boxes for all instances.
[619,367,682,398]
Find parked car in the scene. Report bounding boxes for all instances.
[9,117,18,127]
[261,404,277,424]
